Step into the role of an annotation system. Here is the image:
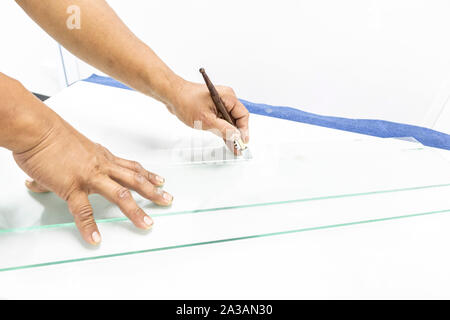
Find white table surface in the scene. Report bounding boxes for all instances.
[0,81,449,299]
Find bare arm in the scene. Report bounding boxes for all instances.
[16,0,180,105]
[0,73,172,244]
[16,0,250,146]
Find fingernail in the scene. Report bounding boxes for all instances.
[163,192,173,202]
[155,175,165,184]
[91,231,101,244]
[143,215,153,227]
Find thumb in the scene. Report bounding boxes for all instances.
[25,180,50,193]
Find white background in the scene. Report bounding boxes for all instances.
[1,0,449,127]
[0,81,449,299]
[1,0,450,300]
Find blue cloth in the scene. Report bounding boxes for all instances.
[83,74,450,150]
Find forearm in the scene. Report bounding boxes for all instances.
[16,0,183,106]
[0,73,56,153]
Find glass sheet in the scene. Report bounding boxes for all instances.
[0,137,449,271]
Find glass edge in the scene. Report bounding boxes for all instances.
[1,182,449,235]
[1,207,450,273]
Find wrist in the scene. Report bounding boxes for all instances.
[140,60,187,109]
[11,105,57,155]
[0,76,57,154]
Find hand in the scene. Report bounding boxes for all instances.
[13,117,173,245]
[166,80,250,153]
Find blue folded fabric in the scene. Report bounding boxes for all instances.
[83,74,450,150]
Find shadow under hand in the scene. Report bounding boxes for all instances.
[28,191,155,245]
[28,191,117,226]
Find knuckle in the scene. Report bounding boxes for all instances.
[78,218,96,230]
[218,86,234,96]
[146,171,155,182]
[131,161,143,172]
[226,87,235,95]
[94,143,106,155]
[86,171,105,188]
[198,111,209,122]
[102,147,114,158]
[199,112,214,127]
[92,161,102,173]
[218,85,232,92]
[134,172,146,184]
[115,187,131,201]
[77,204,93,218]
[94,144,115,165]
[73,203,96,230]
[95,143,107,151]
[60,184,78,202]
[132,207,143,217]
[124,205,142,219]
[86,156,104,177]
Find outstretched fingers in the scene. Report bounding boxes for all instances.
[107,165,173,206]
[92,176,154,230]
[113,157,166,187]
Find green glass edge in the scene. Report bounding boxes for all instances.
[1,207,449,273]
[1,182,450,235]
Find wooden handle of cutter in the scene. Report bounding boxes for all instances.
[199,68,236,126]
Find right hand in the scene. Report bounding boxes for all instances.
[13,115,173,245]
[165,80,250,154]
